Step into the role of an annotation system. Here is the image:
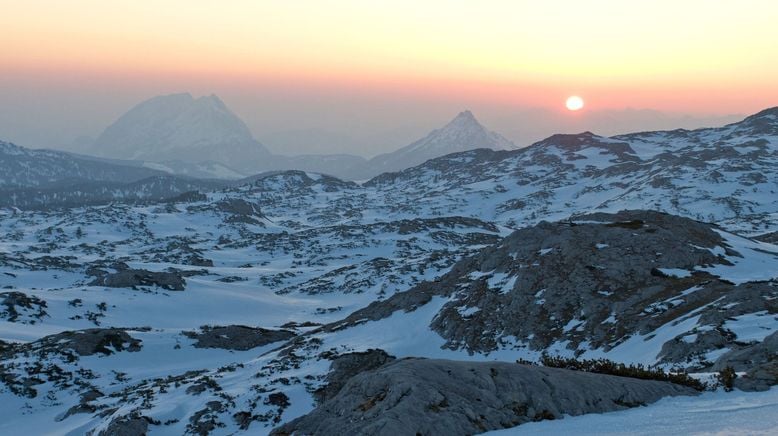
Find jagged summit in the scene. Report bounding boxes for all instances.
[365,110,514,174]
[415,109,514,151]
[448,109,477,124]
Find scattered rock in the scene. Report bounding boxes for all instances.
[0,291,48,323]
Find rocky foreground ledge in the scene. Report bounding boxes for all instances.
[272,356,696,436]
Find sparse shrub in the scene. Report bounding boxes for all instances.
[517,353,707,391]
[717,366,737,391]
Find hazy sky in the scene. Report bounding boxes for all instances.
[1,1,776,156]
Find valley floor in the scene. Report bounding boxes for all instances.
[487,387,778,435]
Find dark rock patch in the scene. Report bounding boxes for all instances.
[182,325,296,351]
[89,264,186,291]
[37,328,143,357]
[216,198,265,225]
[98,414,150,436]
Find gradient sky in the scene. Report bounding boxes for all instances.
[2,0,777,155]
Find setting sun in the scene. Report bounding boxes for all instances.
[566,96,585,111]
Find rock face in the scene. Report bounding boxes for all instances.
[183,325,296,351]
[429,210,734,352]
[273,358,696,436]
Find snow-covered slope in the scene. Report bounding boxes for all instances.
[364,110,514,176]
[487,387,778,435]
[0,140,231,208]
[1,107,778,435]
[0,140,166,187]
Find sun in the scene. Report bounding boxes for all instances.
[566,96,584,111]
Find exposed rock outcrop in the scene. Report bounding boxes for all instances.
[327,210,778,387]
[315,349,396,403]
[97,414,150,436]
[273,358,696,436]
[88,265,186,291]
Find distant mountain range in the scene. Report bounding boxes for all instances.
[1,105,775,232]
[79,93,512,180]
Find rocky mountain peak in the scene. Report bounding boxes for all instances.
[89,93,270,172]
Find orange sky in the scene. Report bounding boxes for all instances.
[3,0,778,112]
[1,1,777,152]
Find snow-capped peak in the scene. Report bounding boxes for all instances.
[414,109,514,153]
[367,110,515,173]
